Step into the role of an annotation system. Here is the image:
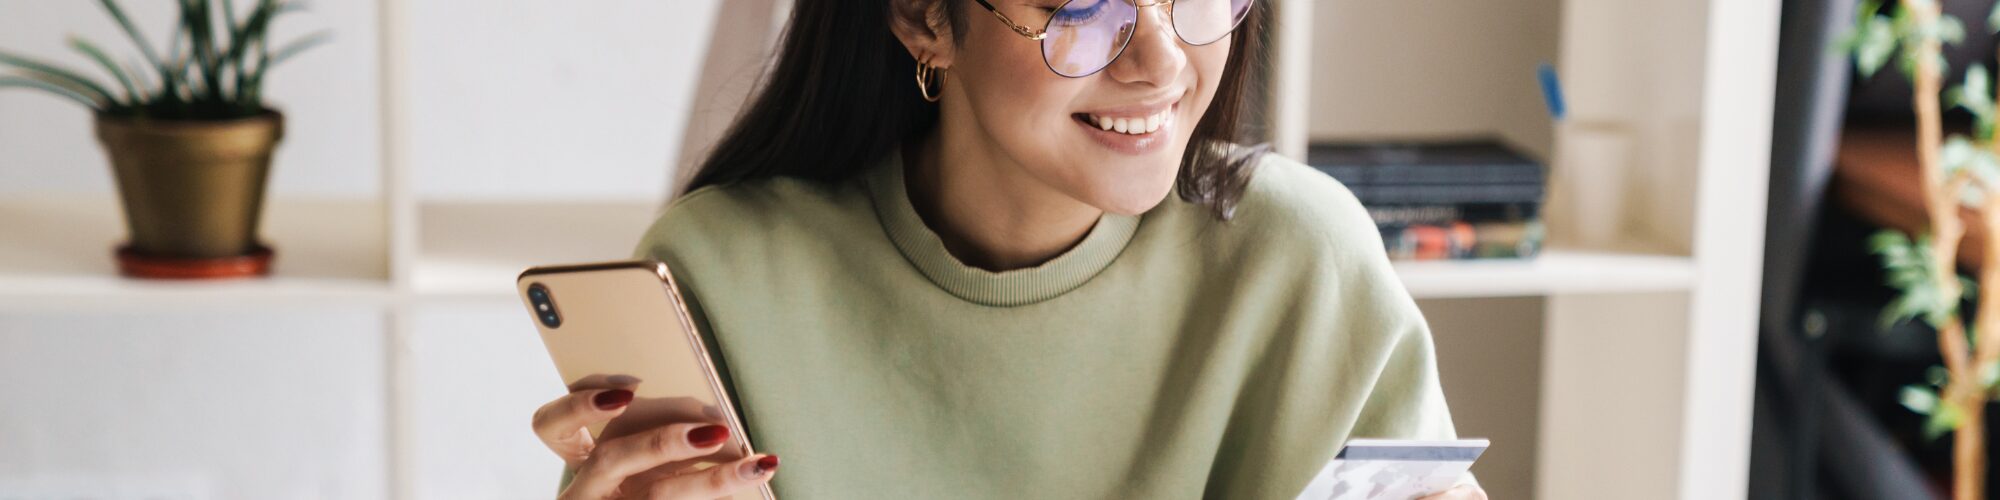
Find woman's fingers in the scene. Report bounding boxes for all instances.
[640,454,780,500]
[532,384,638,463]
[562,423,738,499]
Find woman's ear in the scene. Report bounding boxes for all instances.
[887,0,955,67]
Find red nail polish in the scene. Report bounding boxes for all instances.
[687,424,730,447]
[755,454,780,474]
[593,390,633,411]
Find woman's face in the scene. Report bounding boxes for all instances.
[943,0,1233,215]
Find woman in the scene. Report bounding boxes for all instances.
[530,0,1486,498]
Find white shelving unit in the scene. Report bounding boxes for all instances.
[1392,250,1696,299]
[0,196,1707,305]
[0,0,1773,498]
[410,201,663,298]
[0,196,391,311]
[1269,0,1778,499]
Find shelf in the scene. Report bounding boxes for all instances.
[413,200,664,298]
[1393,250,1696,299]
[0,196,1695,306]
[0,199,675,305]
[407,200,1694,301]
[0,196,391,310]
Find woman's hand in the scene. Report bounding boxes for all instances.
[1418,485,1489,500]
[532,379,778,499]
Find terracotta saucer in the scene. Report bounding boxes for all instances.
[115,244,275,279]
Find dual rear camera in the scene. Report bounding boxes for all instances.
[527,283,562,328]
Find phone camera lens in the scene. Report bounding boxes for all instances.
[528,283,561,328]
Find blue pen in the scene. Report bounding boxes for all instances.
[1538,62,1566,122]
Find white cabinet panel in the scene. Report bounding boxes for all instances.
[0,310,388,499]
[402,303,566,499]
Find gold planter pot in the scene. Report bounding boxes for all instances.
[95,111,284,278]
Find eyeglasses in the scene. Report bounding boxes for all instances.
[971,0,1255,78]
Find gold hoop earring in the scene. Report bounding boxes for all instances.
[916,58,945,103]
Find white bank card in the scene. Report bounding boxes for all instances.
[1294,438,1488,500]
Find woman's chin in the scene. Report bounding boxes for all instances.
[1045,153,1183,216]
[1086,180,1178,217]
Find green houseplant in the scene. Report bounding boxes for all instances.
[0,0,327,278]
[1843,0,2000,498]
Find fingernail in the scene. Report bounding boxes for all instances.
[687,424,730,448]
[739,454,779,480]
[593,390,633,411]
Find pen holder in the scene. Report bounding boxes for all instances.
[1551,121,1635,248]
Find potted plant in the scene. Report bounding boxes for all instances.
[0,0,327,279]
[1844,0,2000,498]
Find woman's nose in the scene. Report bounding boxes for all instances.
[1101,2,1188,87]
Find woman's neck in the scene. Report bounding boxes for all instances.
[902,128,1103,272]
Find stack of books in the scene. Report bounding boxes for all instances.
[1306,140,1546,261]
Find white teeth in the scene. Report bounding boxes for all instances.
[1084,108,1172,136]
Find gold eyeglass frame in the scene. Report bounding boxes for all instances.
[968,0,1253,77]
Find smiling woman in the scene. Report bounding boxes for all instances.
[686,0,1265,223]
[527,1,1487,499]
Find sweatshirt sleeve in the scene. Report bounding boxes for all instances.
[1201,158,1482,498]
[1348,299,1459,441]
[1346,300,1481,491]
[1342,253,1482,491]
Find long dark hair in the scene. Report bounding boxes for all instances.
[684,0,1269,220]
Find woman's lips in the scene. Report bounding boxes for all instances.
[1071,100,1178,156]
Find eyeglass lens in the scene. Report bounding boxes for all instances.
[1038,0,1254,77]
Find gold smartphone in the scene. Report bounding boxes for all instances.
[518,260,773,500]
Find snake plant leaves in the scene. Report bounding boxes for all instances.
[0,51,116,108]
[1,0,328,119]
[97,0,175,96]
[0,77,103,110]
[69,37,139,108]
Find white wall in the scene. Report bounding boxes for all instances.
[1309,0,1562,160]
[0,310,389,499]
[0,0,721,202]
[404,0,719,202]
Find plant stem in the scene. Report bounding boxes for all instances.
[1902,0,1985,497]
[1961,397,1988,500]
[1968,191,2000,500]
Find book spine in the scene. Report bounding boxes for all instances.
[1381,220,1544,261]
[1351,184,1546,205]
[1319,163,1545,187]
[1368,203,1540,226]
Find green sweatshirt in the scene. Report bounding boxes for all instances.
[618,150,1467,498]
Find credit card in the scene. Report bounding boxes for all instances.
[1294,438,1488,500]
